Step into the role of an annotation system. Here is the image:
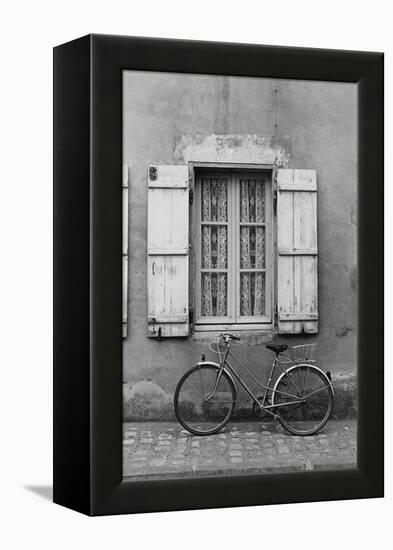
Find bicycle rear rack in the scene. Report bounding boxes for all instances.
[281,344,317,363]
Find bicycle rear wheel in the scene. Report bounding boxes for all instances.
[272,364,333,436]
[174,364,237,436]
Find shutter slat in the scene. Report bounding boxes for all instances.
[147,165,189,337]
[148,248,189,256]
[277,169,318,334]
[278,248,317,255]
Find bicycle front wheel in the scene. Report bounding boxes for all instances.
[174,364,237,436]
[272,364,333,436]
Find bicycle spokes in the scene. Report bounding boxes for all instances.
[273,365,333,436]
[174,365,237,435]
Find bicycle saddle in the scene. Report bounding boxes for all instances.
[265,344,288,355]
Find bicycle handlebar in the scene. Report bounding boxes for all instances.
[220,333,241,342]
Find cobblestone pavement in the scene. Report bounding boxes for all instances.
[123,420,357,479]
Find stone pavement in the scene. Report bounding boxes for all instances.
[123,420,357,479]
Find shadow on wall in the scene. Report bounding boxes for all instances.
[330,373,357,419]
[123,374,357,422]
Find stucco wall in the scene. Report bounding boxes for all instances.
[122,71,357,419]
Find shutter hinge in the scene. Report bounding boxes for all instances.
[148,317,162,340]
[189,189,194,205]
[273,170,278,213]
[123,165,129,188]
[189,307,194,325]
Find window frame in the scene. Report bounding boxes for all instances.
[195,170,235,325]
[190,163,275,333]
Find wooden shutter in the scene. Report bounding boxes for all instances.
[147,165,190,337]
[122,164,129,338]
[276,169,318,334]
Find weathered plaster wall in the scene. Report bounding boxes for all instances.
[122,71,357,419]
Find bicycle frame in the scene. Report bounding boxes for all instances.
[206,342,307,420]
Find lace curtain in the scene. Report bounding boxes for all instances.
[200,176,266,319]
[240,179,266,316]
[201,178,228,317]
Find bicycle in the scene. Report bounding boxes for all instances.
[174,333,334,436]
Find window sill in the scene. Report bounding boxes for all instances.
[191,329,274,345]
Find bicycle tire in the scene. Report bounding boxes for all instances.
[272,364,333,436]
[174,364,237,436]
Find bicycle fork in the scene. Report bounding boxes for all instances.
[203,346,230,401]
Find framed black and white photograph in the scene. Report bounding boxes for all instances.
[53,34,383,516]
[122,70,355,478]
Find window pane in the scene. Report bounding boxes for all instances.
[201,178,228,222]
[240,226,265,269]
[201,273,227,317]
[240,179,265,222]
[240,272,265,316]
[202,225,227,269]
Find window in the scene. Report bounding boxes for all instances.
[194,171,273,329]
[146,164,318,338]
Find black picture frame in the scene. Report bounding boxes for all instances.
[53,34,384,516]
